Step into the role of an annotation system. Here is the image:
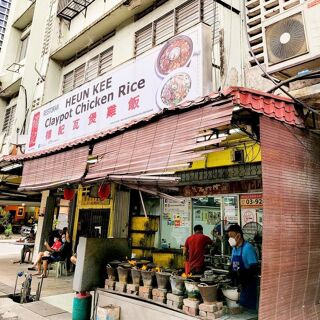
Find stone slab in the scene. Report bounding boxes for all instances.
[183,298,200,309]
[152,288,167,298]
[0,283,14,295]
[199,303,218,313]
[115,282,126,293]
[183,305,198,316]
[167,293,184,302]
[47,312,72,320]
[21,301,67,317]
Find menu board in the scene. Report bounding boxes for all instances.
[161,198,192,249]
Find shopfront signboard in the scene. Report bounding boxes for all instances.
[240,194,263,208]
[240,194,263,226]
[26,24,212,153]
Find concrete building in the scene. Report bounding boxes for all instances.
[0,1,318,319]
[0,0,11,51]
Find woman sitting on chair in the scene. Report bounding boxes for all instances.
[28,235,63,278]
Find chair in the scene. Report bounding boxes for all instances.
[49,260,68,277]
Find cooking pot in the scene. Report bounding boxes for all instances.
[155,272,171,290]
[222,286,240,308]
[198,283,218,304]
[141,270,155,287]
[184,279,201,300]
[169,275,185,296]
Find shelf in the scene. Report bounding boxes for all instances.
[130,230,157,234]
[131,246,155,250]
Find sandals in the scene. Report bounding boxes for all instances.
[28,267,36,271]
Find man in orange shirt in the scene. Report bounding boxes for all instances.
[184,225,212,274]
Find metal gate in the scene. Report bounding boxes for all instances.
[78,209,110,238]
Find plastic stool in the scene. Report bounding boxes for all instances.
[50,260,68,277]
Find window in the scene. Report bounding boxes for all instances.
[135,24,153,56]
[154,11,174,45]
[135,0,220,55]
[62,47,113,94]
[18,33,29,61]
[85,56,99,82]
[73,64,85,88]
[2,105,16,135]
[99,47,113,75]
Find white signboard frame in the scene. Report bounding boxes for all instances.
[26,24,212,153]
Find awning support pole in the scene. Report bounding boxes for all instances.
[139,190,148,218]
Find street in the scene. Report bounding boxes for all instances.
[0,240,21,258]
[0,240,73,319]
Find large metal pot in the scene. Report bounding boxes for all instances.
[155,272,171,290]
[141,270,155,287]
[184,279,201,300]
[131,268,141,286]
[117,267,130,284]
[169,275,185,296]
[198,283,218,304]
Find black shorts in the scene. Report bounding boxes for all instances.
[42,253,62,263]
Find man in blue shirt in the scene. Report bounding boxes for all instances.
[227,224,259,311]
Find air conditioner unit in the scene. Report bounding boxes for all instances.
[263,2,320,80]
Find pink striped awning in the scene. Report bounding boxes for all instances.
[86,99,234,181]
[19,146,89,191]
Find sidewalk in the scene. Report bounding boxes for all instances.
[0,245,74,319]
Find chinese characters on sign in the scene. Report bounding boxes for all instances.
[26,24,211,153]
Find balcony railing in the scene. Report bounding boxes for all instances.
[57,0,96,20]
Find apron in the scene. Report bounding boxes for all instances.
[232,242,258,310]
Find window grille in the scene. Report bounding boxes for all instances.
[176,0,201,33]
[135,0,220,56]
[154,11,175,45]
[2,105,16,135]
[135,24,153,56]
[99,47,113,75]
[62,47,113,94]
[85,56,99,81]
[73,64,85,88]
[62,71,74,94]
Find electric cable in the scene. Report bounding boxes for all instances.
[267,69,320,93]
[212,0,219,90]
[242,1,320,117]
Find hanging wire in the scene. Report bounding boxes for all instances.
[242,1,320,118]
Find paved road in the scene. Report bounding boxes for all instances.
[0,240,21,257]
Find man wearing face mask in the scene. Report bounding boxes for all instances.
[227,224,259,311]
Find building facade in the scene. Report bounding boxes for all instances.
[0,0,11,51]
[0,1,319,319]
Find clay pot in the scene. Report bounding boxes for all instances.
[141,270,155,287]
[169,275,185,296]
[106,266,118,281]
[131,268,141,286]
[155,272,171,290]
[184,279,201,300]
[117,267,130,284]
[198,283,218,304]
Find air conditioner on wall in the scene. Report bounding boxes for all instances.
[262,2,320,80]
